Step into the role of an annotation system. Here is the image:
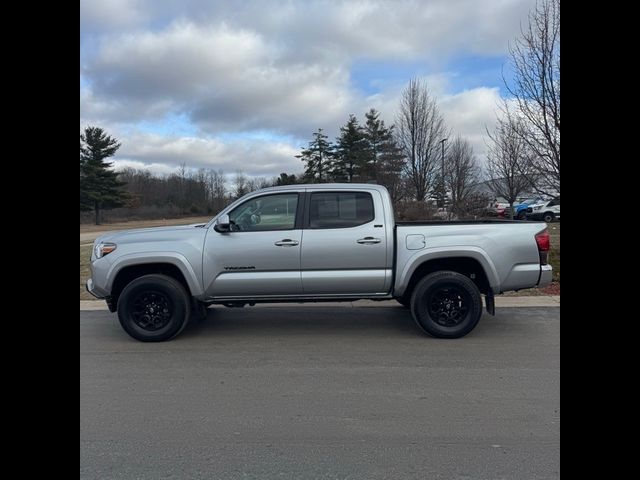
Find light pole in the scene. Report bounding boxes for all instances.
[440,138,447,209]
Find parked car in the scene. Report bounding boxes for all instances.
[485,197,510,217]
[514,197,546,220]
[87,184,552,341]
[526,197,560,222]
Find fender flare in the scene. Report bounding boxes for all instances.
[105,252,204,296]
[395,246,500,297]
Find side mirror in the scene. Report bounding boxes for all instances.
[214,214,231,233]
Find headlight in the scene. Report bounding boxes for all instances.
[94,242,117,259]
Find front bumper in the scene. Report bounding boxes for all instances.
[86,280,117,312]
[85,278,101,298]
[538,264,553,288]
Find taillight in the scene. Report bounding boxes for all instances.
[535,229,550,264]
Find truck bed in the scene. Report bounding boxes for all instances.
[394,220,549,296]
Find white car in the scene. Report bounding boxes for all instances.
[527,197,560,222]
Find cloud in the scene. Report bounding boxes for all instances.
[81,20,357,136]
[80,0,147,35]
[80,0,538,176]
[112,132,302,177]
[441,87,504,163]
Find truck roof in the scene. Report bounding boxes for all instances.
[252,183,390,194]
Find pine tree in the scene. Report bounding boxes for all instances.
[333,115,367,182]
[361,109,405,201]
[363,108,394,181]
[377,126,405,204]
[80,126,129,224]
[296,128,333,182]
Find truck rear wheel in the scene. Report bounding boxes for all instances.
[117,274,191,342]
[543,212,555,223]
[410,271,482,338]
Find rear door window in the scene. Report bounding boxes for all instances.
[309,192,374,229]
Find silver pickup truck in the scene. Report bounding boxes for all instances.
[87,183,552,342]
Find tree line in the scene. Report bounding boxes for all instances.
[294,81,487,220]
[80,136,304,224]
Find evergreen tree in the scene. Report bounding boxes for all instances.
[363,108,395,181]
[80,126,128,224]
[377,126,405,204]
[333,115,367,182]
[296,128,333,182]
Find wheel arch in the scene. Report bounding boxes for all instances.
[396,249,498,300]
[107,253,203,305]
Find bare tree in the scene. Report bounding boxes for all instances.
[485,118,535,219]
[246,176,271,192]
[178,162,187,213]
[445,136,480,218]
[206,168,227,213]
[233,171,249,199]
[396,78,449,201]
[505,0,560,196]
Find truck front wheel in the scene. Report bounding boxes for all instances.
[117,274,191,342]
[410,271,482,338]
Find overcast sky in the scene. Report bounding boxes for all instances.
[80,0,536,178]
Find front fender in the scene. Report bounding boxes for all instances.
[105,252,204,297]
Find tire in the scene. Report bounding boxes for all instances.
[410,271,483,339]
[117,274,191,342]
[543,212,555,223]
[517,210,527,220]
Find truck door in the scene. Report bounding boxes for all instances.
[203,192,303,298]
[300,189,389,295]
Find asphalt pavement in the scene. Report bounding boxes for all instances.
[80,305,560,479]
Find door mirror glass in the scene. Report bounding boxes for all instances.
[214,214,231,233]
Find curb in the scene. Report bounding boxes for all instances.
[81,296,559,311]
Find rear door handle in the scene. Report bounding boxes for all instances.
[275,239,299,247]
[357,237,381,244]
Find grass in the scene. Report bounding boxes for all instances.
[80,245,94,300]
[547,222,560,282]
[80,216,212,234]
[503,221,560,296]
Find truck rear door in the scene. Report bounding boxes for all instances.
[300,189,389,294]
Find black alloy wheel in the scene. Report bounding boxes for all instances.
[410,271,483,338]
[117,274,191,342]
[130,290,173,331]
[427,285,470,327]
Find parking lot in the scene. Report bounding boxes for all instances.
[80,305,559,479]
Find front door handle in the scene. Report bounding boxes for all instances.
[275,239,299,247]
[357,237,381,244]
